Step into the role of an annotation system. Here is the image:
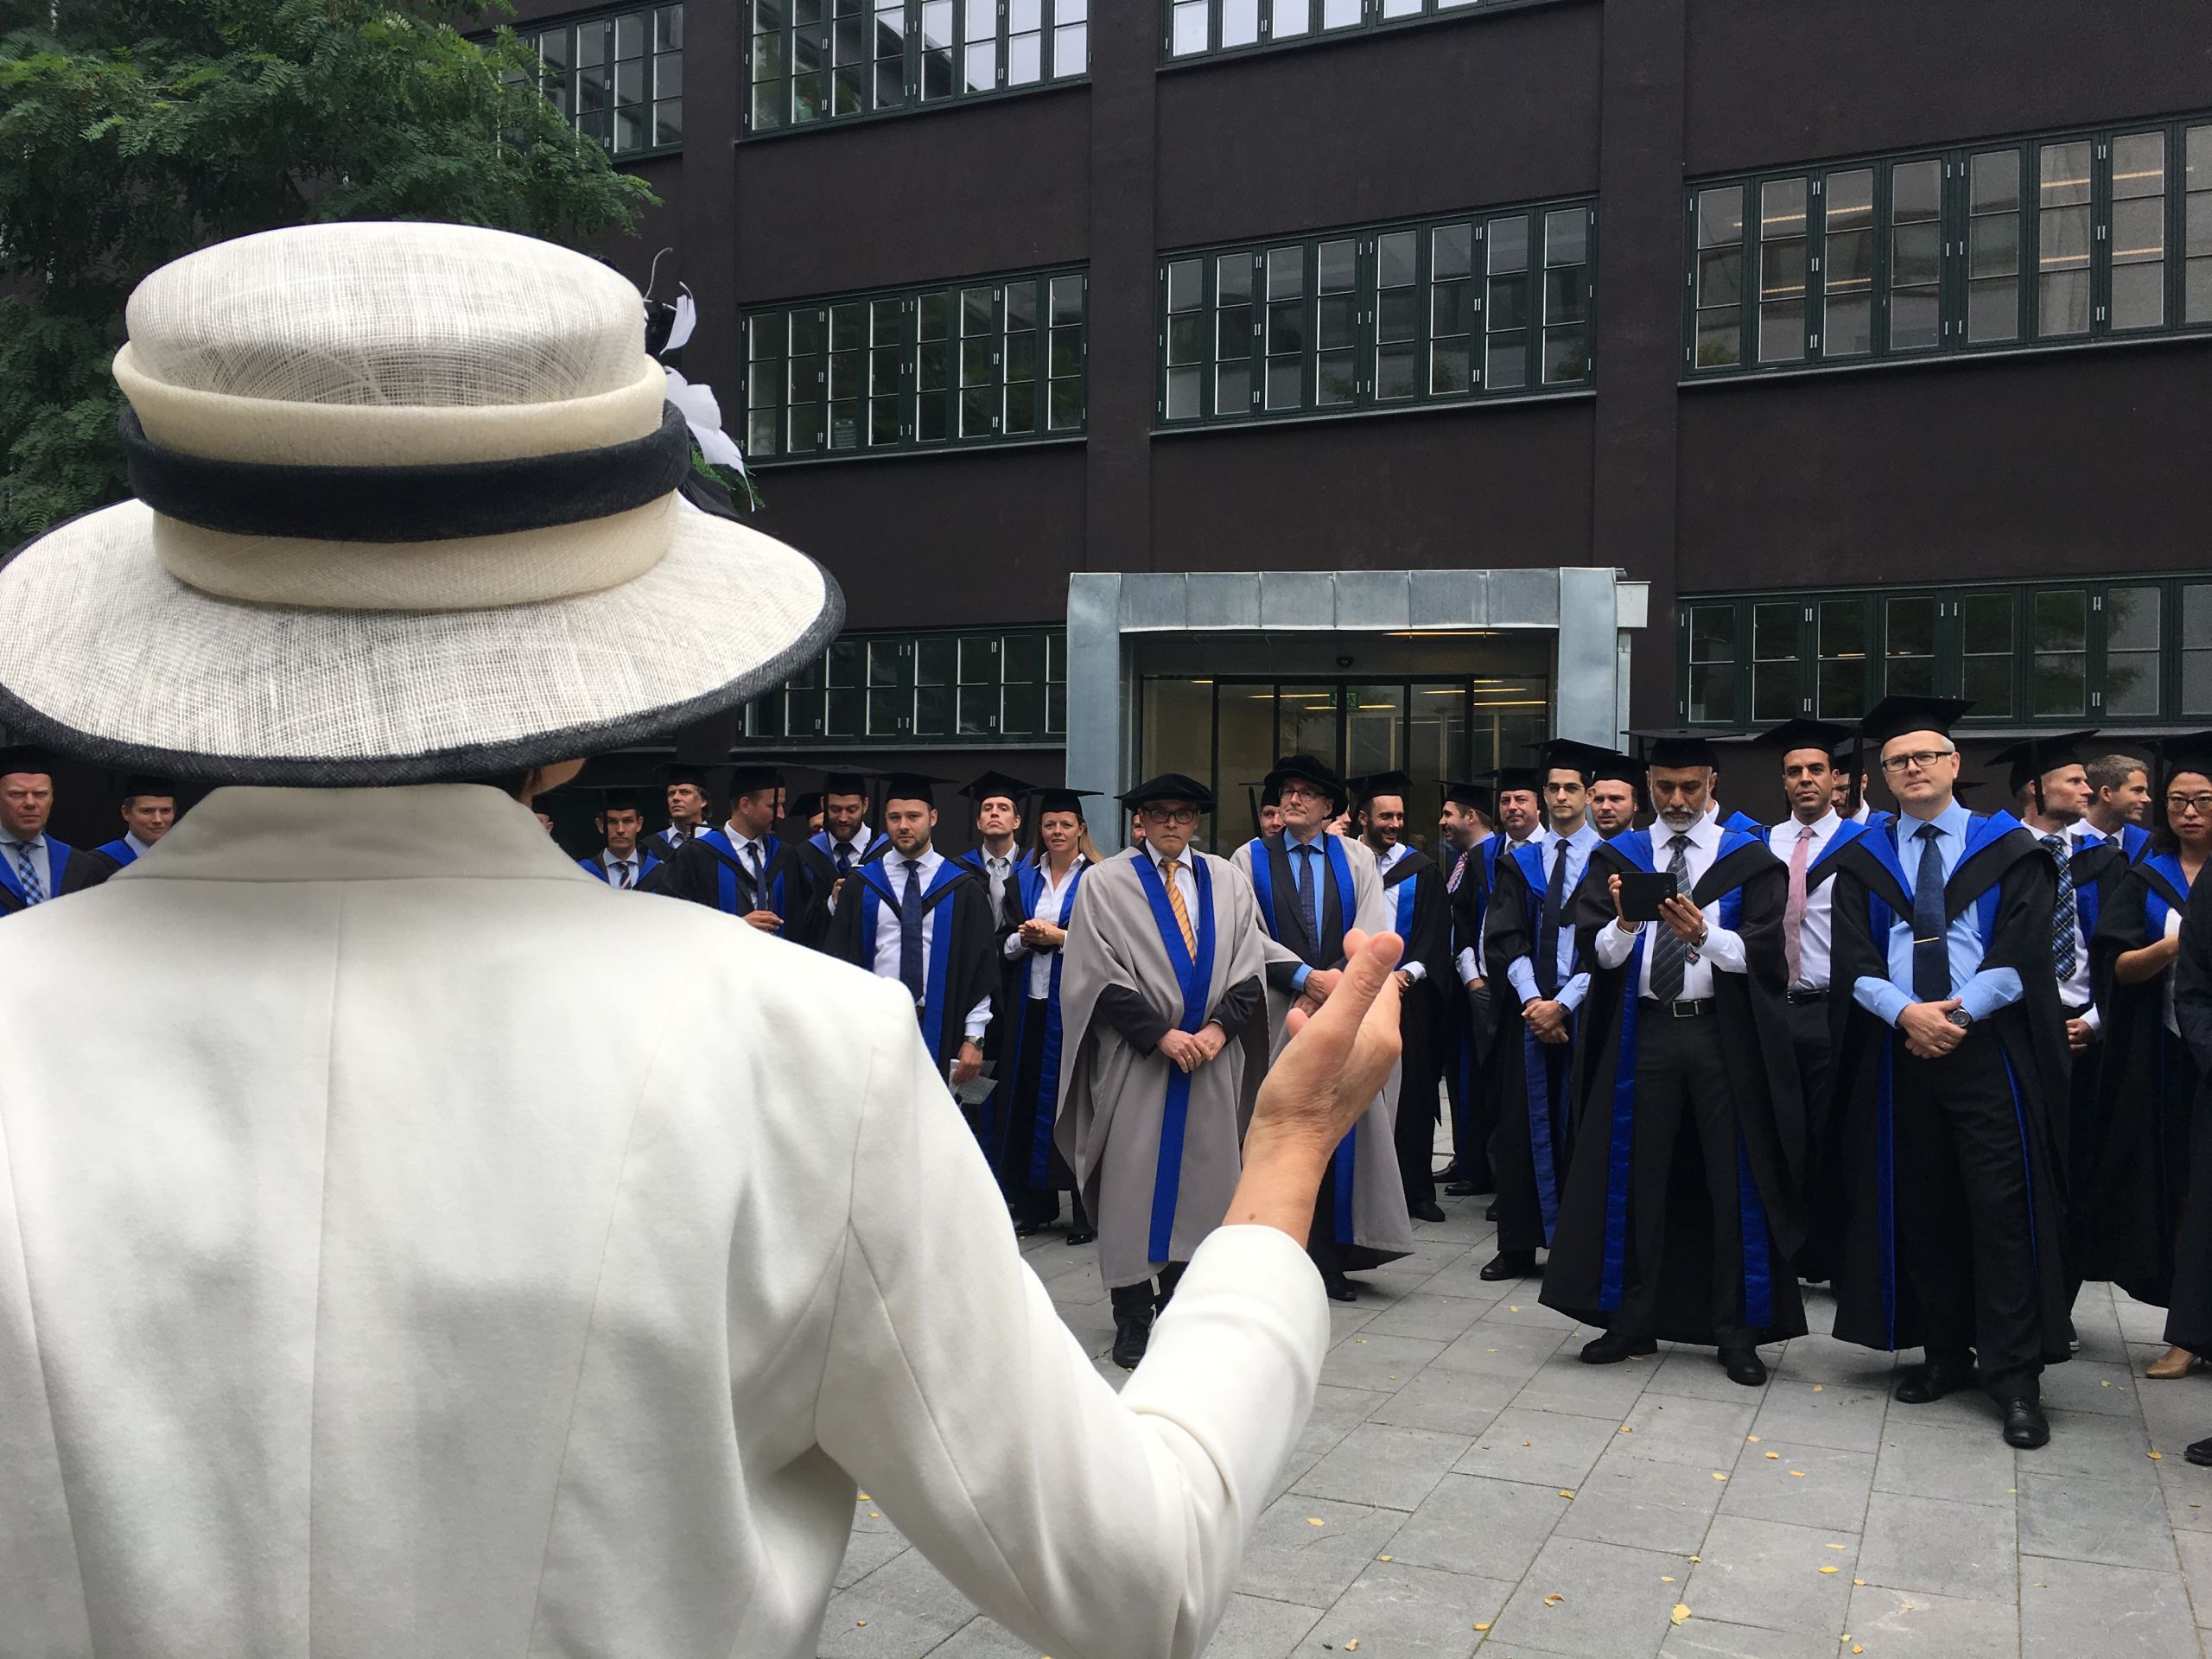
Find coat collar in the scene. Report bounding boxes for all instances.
[115,785,586,884]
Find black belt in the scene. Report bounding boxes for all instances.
[1786,988,1828,1006]
[1638,996,1716,1018]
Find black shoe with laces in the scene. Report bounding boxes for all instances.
[2002,1397,2050,1449]
[1111,1313,1152,1370]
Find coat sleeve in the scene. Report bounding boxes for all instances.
[2174,875,2212,1074]
[1484,851,1533,991]
[817,976,1328,1659]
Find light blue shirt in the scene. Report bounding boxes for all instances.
[1850,799,2025,1028]
[0,831,53,903]
[1505,822,1599,1012]
[1283,829,1332,995]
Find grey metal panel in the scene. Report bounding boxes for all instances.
[1333,569,1413,630]
[1258,569,1338,628]
[1489,567,1562,628]
[1118,572,1189,632]
[1185,571,1263,630]
[1555,567,1619,745]
[1408,569,1489,628]
[1065,573,1127,848]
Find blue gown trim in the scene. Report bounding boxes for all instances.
[855,859,969,1058]
[1134,851,1217,1265]
[1031,862,1086,1187]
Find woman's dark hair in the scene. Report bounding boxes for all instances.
[2151,766,2212,855]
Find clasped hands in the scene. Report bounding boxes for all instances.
[1157,1022,1229,1074]
[1017,917,1066,950]
[1897,999,1967,1059]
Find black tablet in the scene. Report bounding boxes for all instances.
[1618,870,1678,924]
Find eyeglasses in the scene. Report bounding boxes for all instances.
[1141,805,1201,826]
[1278,782,1330,803]
[1878,747,1957,775]
[2168,794,2212,817]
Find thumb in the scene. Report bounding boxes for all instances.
[1302,929,1404,1041]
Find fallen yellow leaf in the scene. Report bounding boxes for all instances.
[1307,1517,1325,1526]
[1853,1647,1864,1655]
[1344,1643,1358,1652]
[1671,1603,1693,1625]
[1509,1305,1520,1312]
[1821,1566,1840,1574]
[1661,1574,1675,1582]
[1747,1434,1761,1442]
[1389,1375,1399,1380]
[1473,1623,1491,1632]
[868,1512,881,1519]
[1378,1554,1392,1562]
[1544,1593,1564,1605]
[1812,1384,1823,1392]
[1826,1543,1847,1550]
[1712,1471,1727,1481]
[2102,1379,2113,1387]
[1559,1490,1576,1498]
[856,1493,870,1501]
[1765,1452,1780,1460]
[1789,1471,1806,1478]
[855,1620,868,1628]
[1688,1555,1700,1563]
[1620,1426,1634,1433]
[2151,1451,2165,1460]
[1853,1579,1866,1586]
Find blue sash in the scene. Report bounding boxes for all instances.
[95,837,137,868]
[855,860,967,1059]
[2142,850,2192,941]
[1246,835,1354,955]
[1390,866,1420,937]
[1132,852,1217,1264]
[0,840,71,908]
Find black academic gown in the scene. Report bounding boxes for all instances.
[956,847,1037,1173]
[823,853,1001,1079]
[1484,837,1587,1255]
[2164,876,2212,1351]
[658,830,827,946]
[2081,852,2200,1306]
[0,839,98,913]
[1442,838,1503,1192]
[1539,830,1808,1344]
[1378,845,1452,1206]
[1824,816,2073,1368]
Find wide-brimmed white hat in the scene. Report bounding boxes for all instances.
[0,221,842,785]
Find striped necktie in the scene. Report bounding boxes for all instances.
[1160,858,1198,957]
[2044,834,2078,980]
[10,841,43,905]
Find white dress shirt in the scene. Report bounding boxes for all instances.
[124,831,154,861]
[721,821,773,906]
[2033,823,2100,1028]
[1452,831,1496,986]
[1766,808,1841,991]
[1505,823,1599,1011]
[872,843,992,1044]
[1004,855,1088,1000]
[597,847,649,890]
[0,785,1327,1659]
[1374,841,1427,984]
[1593,813,1751,1000]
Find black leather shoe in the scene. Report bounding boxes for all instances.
[1443,1179,1478,1196]
[2184,1436,2212,1467]
[1480,1250,1536,1281]
[1325,1276,1360,1303]
[1411,1200,1447,1224]
[1894,1357,1977,1404]
[1719,1348,1768,1387]
[2002,1397,2050,1449]
[1014,1219,1046,1237]
[1484,1204,1499,1222]
[1580,1331,1658,1365]
[1111,1314,1152,1370]
[1064,1227,1096,1246]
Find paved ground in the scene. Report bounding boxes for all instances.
[819,1185,2212,1658]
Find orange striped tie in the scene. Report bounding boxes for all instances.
[1161,858,1198,957]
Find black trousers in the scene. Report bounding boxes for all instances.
[1894,1032,2044,1402]
[1310,1155,1352,1283]
[1615,1006,1751,1349]
[1788,996,1837,1278]
[1395,988,1442,1209]
[1110,1262,1185,1318]
[1005,996,1090,1229]
[1444,984,1496,1190]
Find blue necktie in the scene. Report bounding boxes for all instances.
[9,841,42,906]
[1911,822,1950,1004]
[1294,843,1320,955]
[1537,839,1569,998]
[899,858,927,1004]
[2044,834,2078,981]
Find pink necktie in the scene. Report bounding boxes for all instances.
[1784,824,1813,985]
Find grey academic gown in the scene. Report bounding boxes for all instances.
[1230,833,1416,1268]
[1055,849,1274,1290]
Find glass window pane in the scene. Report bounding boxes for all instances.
[1429,223,1473,396]
[2188,125,2212,324]
[1961,593,2015,717]
[1223,0,1259,48]
[1485,213,1529,391]
[1758,176,1808,363]
[1694,185,1745,368]
[1265,245,1305,410]
[1374,230,1417,402]
[1687,603,1738,724]
[1888,157,1945,351]
[2112,130,2167,331]
[2105,584,2163,717]
[1216,253,1255,415]
[1884,594,1938,697]
[1541,207,1590,384]
[1965,149,2024,345]
[1751,600,1802,722]
[1817,598,1870,718]
[2032,588,2088,715]
[1171,0,1207,54]
[2038,140,2094,338]
[1823,168,1874,358]
[2184,583,2212,715]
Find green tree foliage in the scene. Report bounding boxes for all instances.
[0,0,655,542]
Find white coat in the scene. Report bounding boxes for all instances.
[0,785,1328,1659]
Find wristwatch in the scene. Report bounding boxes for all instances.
[1945,1007,1974,1031]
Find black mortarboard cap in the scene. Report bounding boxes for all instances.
[820,769,873,798]
[1119,773,1217,811]
[878,770,945,807]
[1262,753,1348,812]
[1036,787,1102,817]
[1859,696,1974,750]
[597,787,645,812]
[791,790,824,817]
[1481,766,1541,796]
[1754,717,1857,759]
[0,745,57,779]
[2158,732,2212,779]
[1441,778,1492,812]
[655,760,713,788]
[1350,769,1414,804]
[1537,738,1631,782]
[1630,728,1725,769]
[119,773,179,799]
[726,763,785,796]
[1988,730,2100,796]
[959,769,1038,808]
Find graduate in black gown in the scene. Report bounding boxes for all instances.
[575,788,664,890]
[647,761,715,860]
[2089,735,2212,1378]
[1542,734,1805,1382]
[823,772,1001,1090]
[997,788,1101,1242]
[657,763,825,942]
[955,770,1040,1172]
[80,774,181,881]
[1824,697,2070,1450]
[1437,780,1502,1198]
[0,747,100,913]
[1352,770,1453,1224]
